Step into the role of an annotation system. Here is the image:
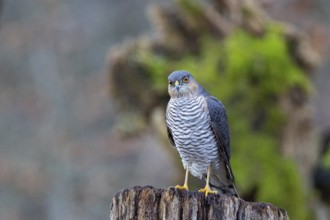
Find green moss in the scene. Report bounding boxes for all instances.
[137,24,312,219]
[177,0,203,17]
[321,143,330,169]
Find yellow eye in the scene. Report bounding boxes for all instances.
[182,77,189,83]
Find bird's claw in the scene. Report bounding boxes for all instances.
[198,187,217,196]
[175,184,189,191]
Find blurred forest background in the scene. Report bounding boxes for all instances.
[1,0,330,220]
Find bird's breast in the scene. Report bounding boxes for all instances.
[166,96,219,175]
[167,96,208,135]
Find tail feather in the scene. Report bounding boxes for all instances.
[210,182,239,197]
[208,161,239,197]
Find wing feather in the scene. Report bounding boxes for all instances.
[206,95,238,194]
[205,96,231,160]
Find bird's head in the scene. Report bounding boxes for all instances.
[168,70,199,98]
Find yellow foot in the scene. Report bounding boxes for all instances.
[175,184,188,191]
[198,187,217,196]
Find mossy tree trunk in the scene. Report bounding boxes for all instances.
[110,186,289,220]
[107,0,319,219]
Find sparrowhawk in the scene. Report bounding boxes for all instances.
[166,70,239,197]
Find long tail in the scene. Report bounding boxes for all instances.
[209,161,239,197]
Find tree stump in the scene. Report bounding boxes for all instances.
[110,186,289,220]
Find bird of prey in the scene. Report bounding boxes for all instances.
[166,70,239,197]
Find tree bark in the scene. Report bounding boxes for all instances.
[110,186,289,220]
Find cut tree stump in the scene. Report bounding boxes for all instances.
[110,186,289,220]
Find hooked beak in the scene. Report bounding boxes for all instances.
[175,80,180,91]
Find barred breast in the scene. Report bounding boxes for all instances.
[166,96,219,178]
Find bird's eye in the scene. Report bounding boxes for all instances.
[182,76,189,83]
[168,80,173,85]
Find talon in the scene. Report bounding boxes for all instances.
[199,165,217,196]
[175,184,189,191]
[175,166,189,191]
[198,186,217,196]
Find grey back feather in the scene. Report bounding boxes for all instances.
[205,95,238,196]
[204,95,231,160]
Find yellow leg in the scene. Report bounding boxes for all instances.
[175,166,189,191]
[198,165,217,196]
